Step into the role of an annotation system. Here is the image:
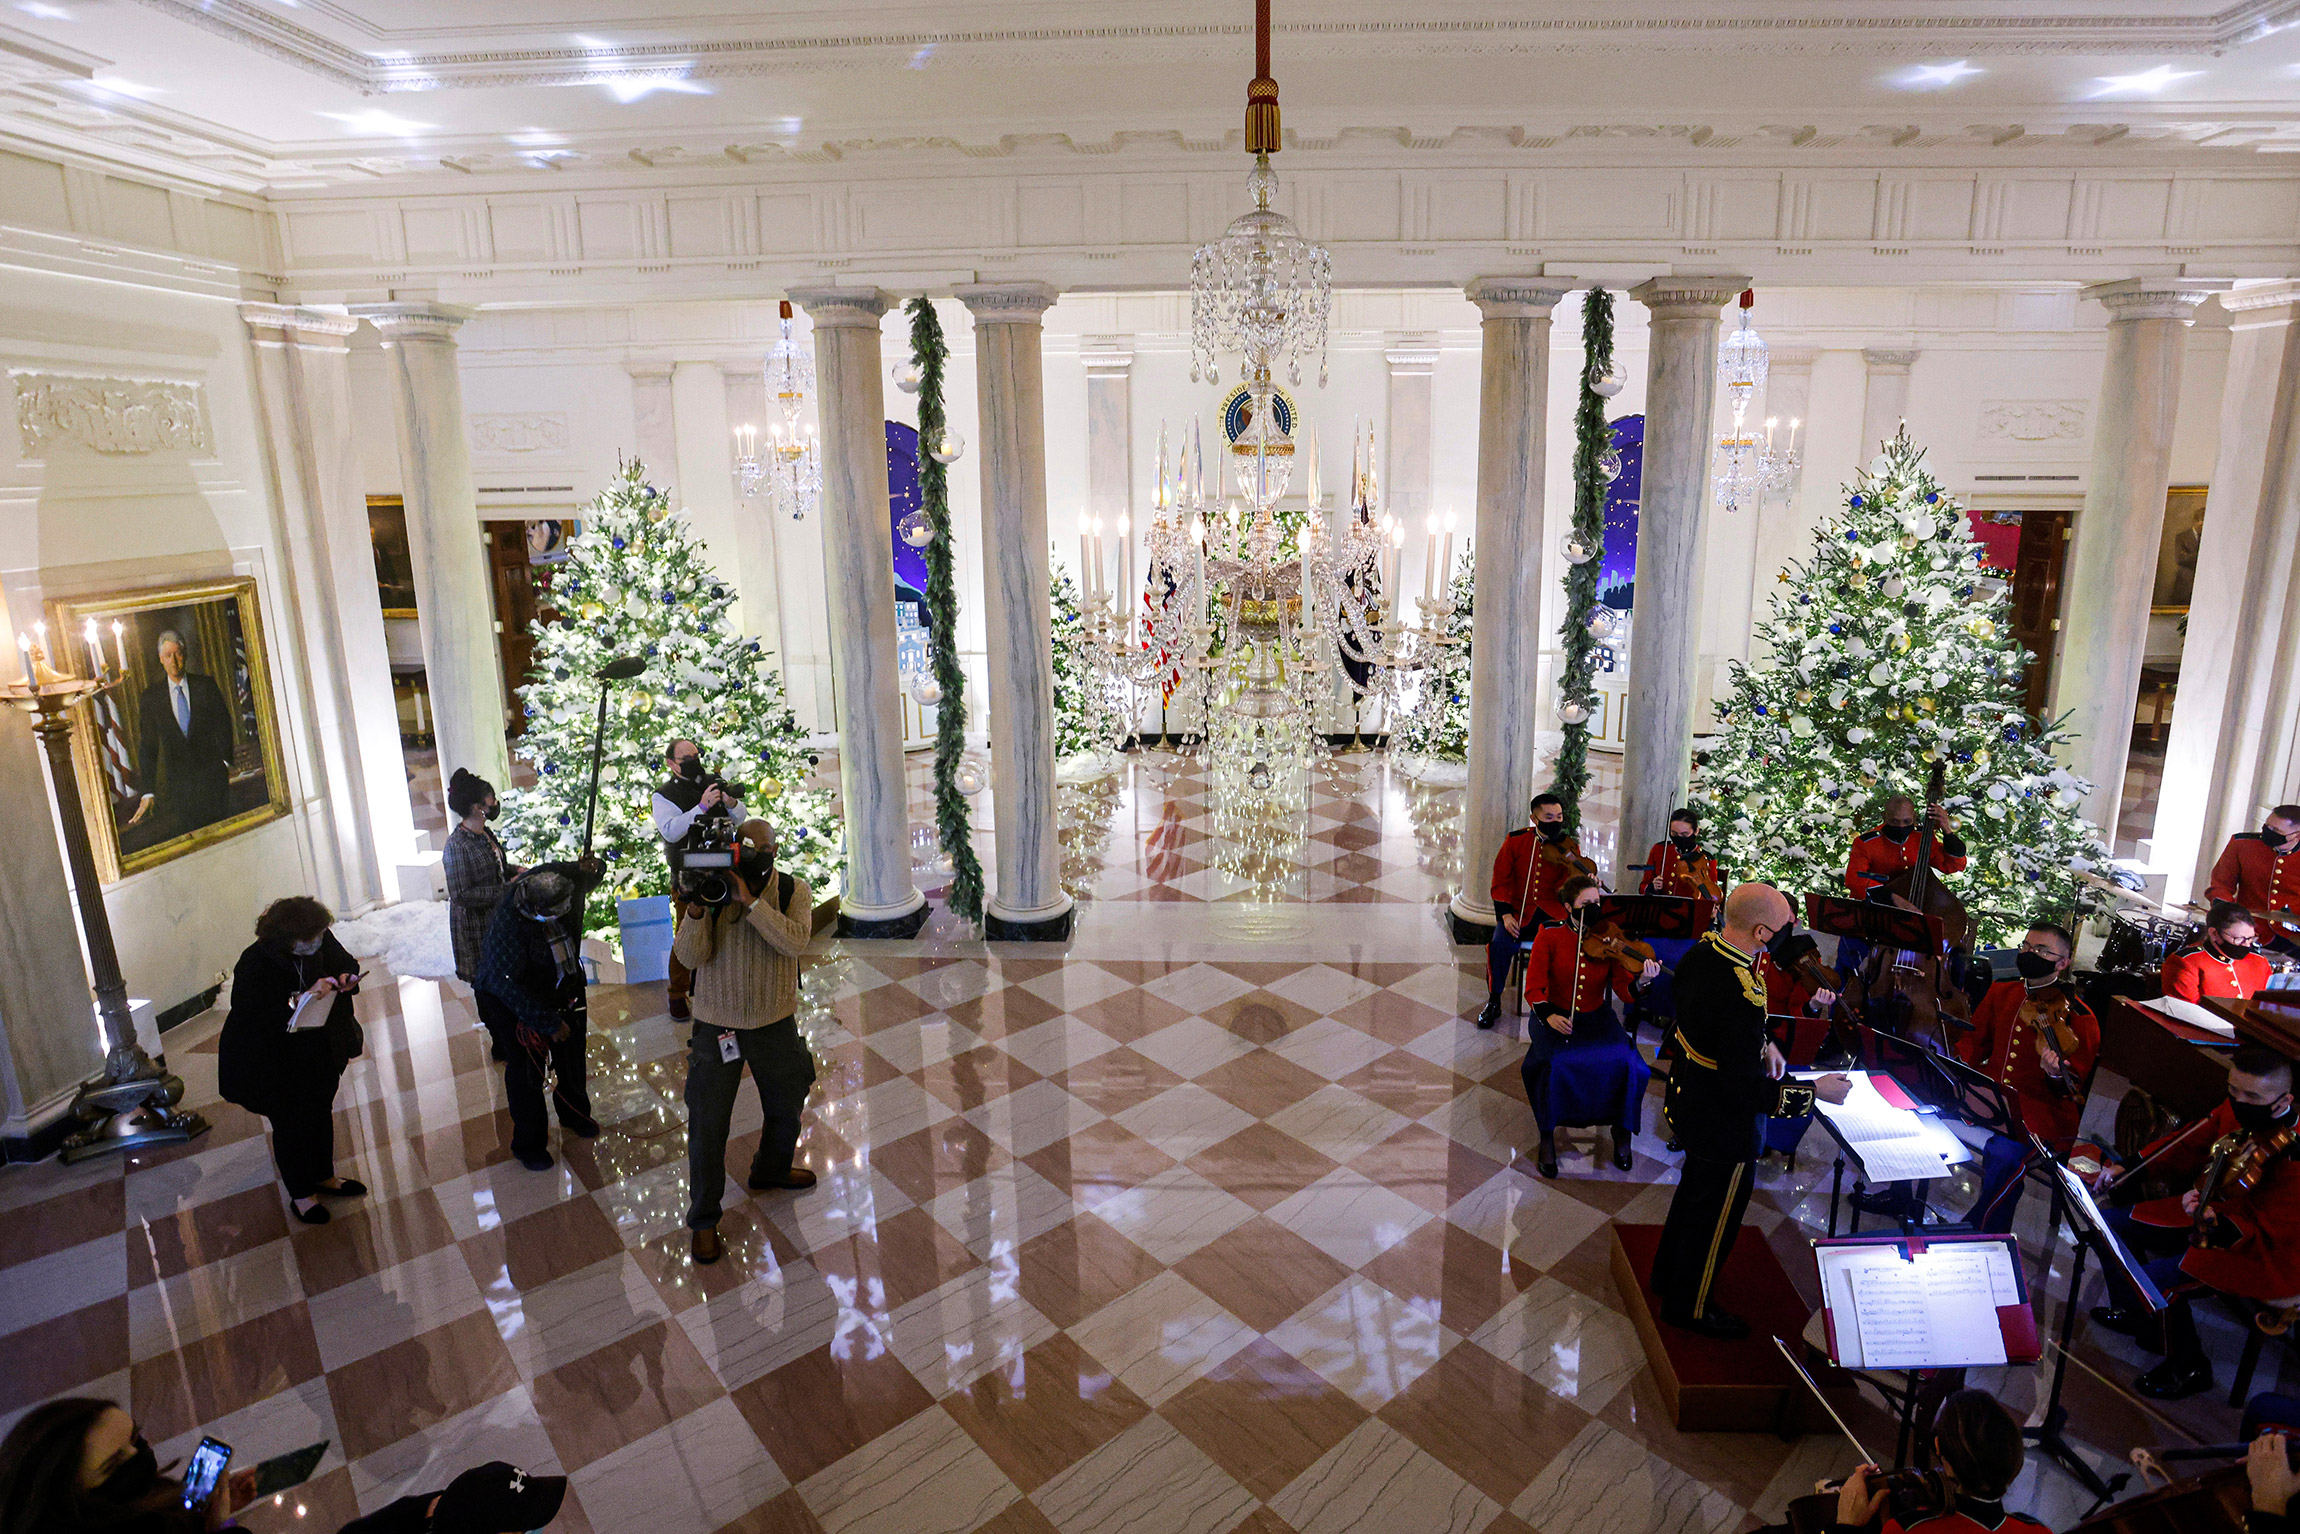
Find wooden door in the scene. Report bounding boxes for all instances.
[2007,507,2073,719]
[485,523,537,737]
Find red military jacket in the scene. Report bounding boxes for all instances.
[2162,942,2275,1004]
[1845,825,1967,897]
[1639,841,1721,900]
[1955,979,2099,1145]
[1755,951,1818,1016]
[1491,827,1581,925]
[1521,924,1633,1020]
[1883,1505,2050,1534]
[2128,1099,2300,1303]
[2209,833,2300,928]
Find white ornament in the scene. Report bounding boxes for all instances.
[1847,726,1870,744]
[1881,577,1904,599]
[1592,361,1627,399]
[898,510,934,548]
[912,674,943,707]
[1868,661,1893,685]
[892,359,923,394]
[930,430,965,465]
[1559,535,1597,565]
[1790,715,1815,738]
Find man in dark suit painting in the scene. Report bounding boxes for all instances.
[127,627,235,840]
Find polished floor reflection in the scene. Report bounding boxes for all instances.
[0,748,2255,1534]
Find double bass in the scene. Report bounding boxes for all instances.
[1847,761,1974,1045]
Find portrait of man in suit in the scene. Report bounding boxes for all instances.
[126,627,237,841]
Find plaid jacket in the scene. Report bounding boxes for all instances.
[442,824,515,983]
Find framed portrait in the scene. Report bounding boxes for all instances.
[46,578,290,882]
[2151,484,2208,612]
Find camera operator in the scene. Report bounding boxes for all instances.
[475,857,604,1171]
[1829,1390,2047,1534]
[671,818,817,1266]
[654,739,743,1022]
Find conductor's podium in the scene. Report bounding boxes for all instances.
[1610,1224,1843,1432]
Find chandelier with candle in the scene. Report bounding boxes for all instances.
[733,300,821,521]
[1711,289,1803,515]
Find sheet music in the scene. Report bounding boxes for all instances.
[2133,994,2237,1037]
[286,989,333,1033]
[1819,1242,2014,1370]
[1808,1071,1964,1181]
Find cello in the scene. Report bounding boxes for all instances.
[1853,761,1975,1046]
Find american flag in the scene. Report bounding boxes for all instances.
[91,690,136,804]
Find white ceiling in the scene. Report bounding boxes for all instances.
[3,1,2299,191]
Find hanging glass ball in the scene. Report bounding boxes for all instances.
[955,762,986,797]
[1557,699,1591,725]
[1969,617,1996,641]
[648,502,671,524]
[930,431,965,465]
[1598,445,1624,483]
[1587,607,1623,640]
[911,674,943,707]
[1592,362,1627,399]
[892,360,923,395]
[897,510,934,548]
[630,689,655,712]
[1560,534,1597,565]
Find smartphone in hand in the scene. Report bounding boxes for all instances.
[181,1439,232,1510]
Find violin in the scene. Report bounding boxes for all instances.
[2187,1126,2300,1248]
[2016,986,2085,1093]
[1580,923,1658,979]
[1536,833,1602,882]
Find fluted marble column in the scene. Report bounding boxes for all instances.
[1859,347,1919,459]
[2051,275,2232,829]
[958,283,1073,941]
[2149,284,2300,900]
[1621,275,1748,868]
[788,287,926,936]
[1449,277,1573,940]
[347,303,510,793]
[243,303,419,909]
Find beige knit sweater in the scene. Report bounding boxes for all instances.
[670,873,813,1029]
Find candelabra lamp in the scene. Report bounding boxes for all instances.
[4,628,206,1162]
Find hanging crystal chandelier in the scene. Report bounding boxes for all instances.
[733,300,822,520]
[1189,0,1331,401]
[1712,289,1798,516]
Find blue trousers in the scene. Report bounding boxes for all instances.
[1487,919,1534,998]
[1523,1005,1651,1135]
[1965,1133,2032,1234]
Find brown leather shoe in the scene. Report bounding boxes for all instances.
[691,1226,723,1265]
[749,1167,818,1193]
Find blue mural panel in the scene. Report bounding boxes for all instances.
[1599,413,1643,612]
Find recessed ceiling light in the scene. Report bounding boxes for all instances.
[1903,60,1981,88]
[2091,65,2204,97]
[17,2,72,19]
[319,108,434,135]
[597,76,711,103]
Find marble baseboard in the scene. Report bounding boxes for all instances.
[986,907,1076,942]
[837,904,933,940]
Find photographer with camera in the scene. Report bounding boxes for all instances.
[475,857,604,1171]
[654,739,744,1022]
[671,818,817,1266]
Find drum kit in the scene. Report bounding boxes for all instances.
[2097,910,2200,977]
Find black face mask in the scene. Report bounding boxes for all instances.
[94,1439,159,1505]
[2268,824,2293,847]
[1762,924,1802,962]
[1670,834,1698,853]
[2232,1098,2289,1135]
[678,757,703,781]
[1538,822,1566,842]
[1882,824,1915,844]
[484,802,501,822]
[2015,949,2060,982]
[2211,937,2254,957]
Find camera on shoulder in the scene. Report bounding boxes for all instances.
[674,817,770,909]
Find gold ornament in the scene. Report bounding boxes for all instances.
[1917,696,1936,714]
[1974,748,1990,768]
[630,689,655,712]
[1893,632,1912,653]
[756,775,785,800]
[579,601,605,620]
[1796,689,1813,705]
[647,502,671,523]
[1924,746,1942,761]
[1849,552,1867,569]
[1899,534,1918,551]
[1861,773,1879,786]
[1968,617,1996,641]
[1776,568,1791,583]
[1850,571,1869,589]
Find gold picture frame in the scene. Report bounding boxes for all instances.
[46,577,290,883]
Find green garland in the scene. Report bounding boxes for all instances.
[906,297,984,923]
[1553,287,1615,833]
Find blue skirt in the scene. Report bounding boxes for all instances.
[1523,1006,1652,1134]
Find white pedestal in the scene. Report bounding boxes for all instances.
[395,849,445,904]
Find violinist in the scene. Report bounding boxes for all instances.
[2208,805,2300,956]
[2090,1045,2300,1400]
[1520,876,1660,1179]
[1953,923,2098,1233]
[1827,1389,2048,1534]
[1478,793,1591,1030]
[1641,808,1723,900]
[2164,902,2277,1003]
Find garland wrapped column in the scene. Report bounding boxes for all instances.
[1553,287,1614,832]
[905,297,985,923]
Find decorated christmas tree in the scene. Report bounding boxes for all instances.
[1051,558,1121,763]
[1692,431,2107,946]
[499,458,843,936]
[1392,549,1473,764]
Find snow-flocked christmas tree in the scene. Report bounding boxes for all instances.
[499,459,843,936]
[1051,558,1123,764]
[1392,549,1473,765]
[1692,431,2107,947]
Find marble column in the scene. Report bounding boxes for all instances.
[1449,277,1573,941]
[788,287,926,936]
[1859,347,1918,460]
[1621,275,1748,870]
[2050,275,2232,830]
[242,303,419,910]
[2148,285,2300,900]
[348,303,510,793]
[957,283,1073,941]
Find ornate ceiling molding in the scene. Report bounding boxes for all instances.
[11,371,213,457]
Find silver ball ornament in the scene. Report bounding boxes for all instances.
[897,510,934,548]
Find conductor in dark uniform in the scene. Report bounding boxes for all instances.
[126,628,235,839]
[1653,881,1792,1339]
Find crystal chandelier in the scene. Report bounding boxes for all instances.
[733,300,821,520]
[1189,0,1331,401]
[1712,289,1801,515]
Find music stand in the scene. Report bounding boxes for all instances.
[2023,1131,2156,1509]
[1919,1048,2027,1146]
[1807,893,1945,956]
[1593,892,1712,940]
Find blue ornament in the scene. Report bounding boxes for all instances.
[612,537,626,550]
[1955,750,1972,762]
[1798,594,1811,605]
[1749,748,1762,760]
[663,590,677,603]
[793,827,808,841]
[1959,585,1974,598]
[542,761,558,775]
[1926,491,1939,503]
[1754,704,1768,716]
[712,585,726,600]
[1832,662,1851,678]
[1828,623,1843,635]
[1827,788,1841,800]
[646,643,659,657]
[558,814,570,826]
[2002,722,2022,741]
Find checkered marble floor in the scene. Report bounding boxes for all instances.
[0,748,2257,1534]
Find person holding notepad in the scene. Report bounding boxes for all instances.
[1653,882,1791,1340]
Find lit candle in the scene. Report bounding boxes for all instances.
[111,620,126,672]
[1079,516,1093,601]
[1423,515,1440,603]
[83,618,100,676]
[1114,513,1131,628]
[1441,509,1457,595]
[1765,416,1777,452]
[1788,417,1802,455]
[735,423,755,458]
[1304,421,1321,509]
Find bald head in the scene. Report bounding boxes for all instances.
[1882,796,1918,830]
[1722,882,1792,949]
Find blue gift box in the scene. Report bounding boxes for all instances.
[617,895,675,984]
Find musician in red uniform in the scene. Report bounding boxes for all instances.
[2164,902,2277,1003]
[1640,808,1722,900]
[1756,937,1838,1065]
[1478,793,1586,1030]
[1831,1390,2051,1534]
[1520,876,1658,1179]
[1954,924,2098,1233]
[2091,1044,2300,1399]
[1845,794,1968,898]
[2208,805,2300,954]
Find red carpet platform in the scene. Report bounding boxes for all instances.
[1611,1223,1843,1432]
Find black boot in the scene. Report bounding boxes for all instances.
[1535,1135,1559,1179]
[2133,1356,2212,1400]
[1612,1127,1636,1171]
[1476,995,1501,1030]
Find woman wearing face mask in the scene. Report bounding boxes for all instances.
[2163,901,2276,1004]
[0,1398,236,1534]
[217,896,366,1224]
[444,768,523,991]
